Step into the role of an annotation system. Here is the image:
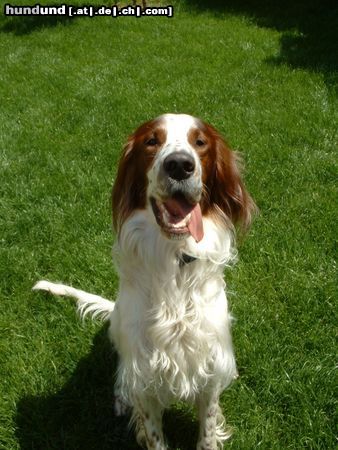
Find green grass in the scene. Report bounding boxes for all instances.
[0,1,337,448]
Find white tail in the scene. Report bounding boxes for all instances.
[32,280,115,321]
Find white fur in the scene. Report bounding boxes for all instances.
[110,209,237,405]
[33,210,237,449]
[33,114,242,449]
[147,114,203,202]
[32,280,115,321]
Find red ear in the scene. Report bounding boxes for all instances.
[112,136,147,233]
[208,131,256,231]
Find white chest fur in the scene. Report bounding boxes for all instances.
[109,210,237,405]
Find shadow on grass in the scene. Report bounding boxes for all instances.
[185,0,338,92]
[15,325,198,450]
[15,326,137,449]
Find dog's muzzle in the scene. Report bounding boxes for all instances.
[150,151,204,242]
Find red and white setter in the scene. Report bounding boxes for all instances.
[34,113,255,449]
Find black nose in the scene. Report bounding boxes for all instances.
[163,152,195,181]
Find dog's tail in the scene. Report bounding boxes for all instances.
[32,280,115,321]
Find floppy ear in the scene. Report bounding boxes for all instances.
[209,133,256,231]
[112,136,148,233]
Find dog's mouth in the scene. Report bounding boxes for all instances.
[150,193,204,242]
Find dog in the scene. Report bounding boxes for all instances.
[33,113,255,449]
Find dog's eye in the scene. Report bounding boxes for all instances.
[146,138,157,146]
[196,139,205,147]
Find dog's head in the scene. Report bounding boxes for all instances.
[112,114,255,241]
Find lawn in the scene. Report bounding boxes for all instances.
[0,1,337,449]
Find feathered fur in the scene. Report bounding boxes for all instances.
[32,280,115,321]
[33,114,255,450]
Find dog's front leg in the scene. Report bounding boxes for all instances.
[133,394,166,450]
[196,388,230,450]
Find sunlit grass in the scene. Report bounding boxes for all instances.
[0,1,336,448]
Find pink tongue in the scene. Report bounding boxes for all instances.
[164,198,204,243]
[188,204,204,242]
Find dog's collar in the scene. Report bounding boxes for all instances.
[178,253,197,268]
